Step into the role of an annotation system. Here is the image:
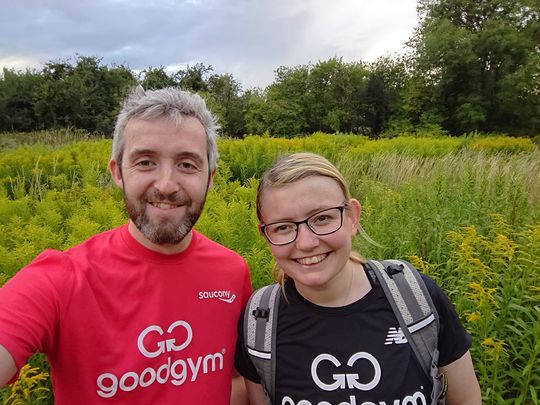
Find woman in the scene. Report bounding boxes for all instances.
[235,152,481,405]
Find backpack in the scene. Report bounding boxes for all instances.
[243,259,448,405]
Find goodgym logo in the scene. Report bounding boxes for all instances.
[96,320,225,398]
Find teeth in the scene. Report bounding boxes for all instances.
[297,254,327,265]
[151,202,178,209]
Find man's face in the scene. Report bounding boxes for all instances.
[109,116,213,253]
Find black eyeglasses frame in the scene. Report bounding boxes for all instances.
[259,203,348,246]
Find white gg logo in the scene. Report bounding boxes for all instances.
[311,352,381,391]
[137,320,192,358]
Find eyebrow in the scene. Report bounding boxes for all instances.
[268,204,343,223]
[127,149,206,165]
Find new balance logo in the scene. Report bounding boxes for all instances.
[384,327,408,345]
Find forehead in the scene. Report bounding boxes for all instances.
[122,116,207,160]
[260,176,345,221]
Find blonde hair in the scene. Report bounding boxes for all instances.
[256,152,365,285]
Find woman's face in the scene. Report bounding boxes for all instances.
[259,175,360,292]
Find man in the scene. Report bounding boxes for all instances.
[0,87,252,404]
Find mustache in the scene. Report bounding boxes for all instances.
[146,190,191,205]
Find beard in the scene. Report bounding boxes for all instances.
[123,189,206,245]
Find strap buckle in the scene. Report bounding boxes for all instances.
[252,307,270,319]
[385,263,404,278]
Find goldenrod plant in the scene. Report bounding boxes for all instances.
[0,362,51,404]
[0,130,538,403]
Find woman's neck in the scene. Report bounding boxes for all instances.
[296,261,372,307]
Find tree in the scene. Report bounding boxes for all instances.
[34,56,136,133]
[140,67,177,90]
[207,73,246,138]
[34,60,76,129]
[176,63,212,93]
[263,65,309,136]
[367,57,417,136]
[0,68,43,131]
[243,89,268,135]
[307,58,349,133]
[410,0,540,134]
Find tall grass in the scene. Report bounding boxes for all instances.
[0,131,538,403]
[0,129,105,150]
[342,149,540,262]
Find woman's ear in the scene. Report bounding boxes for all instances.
[347,198,362,236]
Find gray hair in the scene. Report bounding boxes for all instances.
[111,86,220,171]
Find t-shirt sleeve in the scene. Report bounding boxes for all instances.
[422,275,472,367]
[0,250,72,370]
[234,306,262,383]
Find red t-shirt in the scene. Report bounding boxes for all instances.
[0,225,252,404]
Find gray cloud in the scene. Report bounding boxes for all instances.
[0,0,419,88]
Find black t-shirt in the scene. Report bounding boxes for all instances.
[235,265,472,405]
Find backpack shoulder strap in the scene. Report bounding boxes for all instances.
[244,283,281,405]
[367,259,446,404]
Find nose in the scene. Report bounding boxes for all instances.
[153,164,180,195]
[294,223,319,250]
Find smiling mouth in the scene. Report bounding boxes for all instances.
[149,202,180,210]
[295,253,329,265]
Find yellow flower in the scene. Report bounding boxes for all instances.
[409,255,435,275]
[466,257,491,279]
[491,234,517,262]
[4,364,50,404]
[466,312,481,323]
[467,282,497,306]
[481,337,507,360]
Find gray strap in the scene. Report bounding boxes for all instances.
[369,259,444,404]
[244,283,281,404]
[368,260,438,378]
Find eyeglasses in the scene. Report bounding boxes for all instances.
[260,204,347,246]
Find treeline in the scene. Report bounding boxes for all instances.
[1,0,538,137]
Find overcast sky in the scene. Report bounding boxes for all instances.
[0,0,419,89]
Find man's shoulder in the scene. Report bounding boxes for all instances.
[193,230,241,254]
[63,225,126,255]
[18,226,125,276]
[192,231,247,264]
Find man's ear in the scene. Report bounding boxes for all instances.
[207,169,216,190]
[109,159,123,189]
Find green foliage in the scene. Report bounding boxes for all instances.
[196,177,274,289]
[2,32,539,138]
[0,354,52,404]
[0,132,538,402]
[139,66,177,90]
[0,68,43,132]
[0,128,104,150]
[466,136,536,154]
[444,218,540,403]
[411,0,540,135]
[33,56,137,134]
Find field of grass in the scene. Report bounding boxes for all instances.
[0,130,539,403]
